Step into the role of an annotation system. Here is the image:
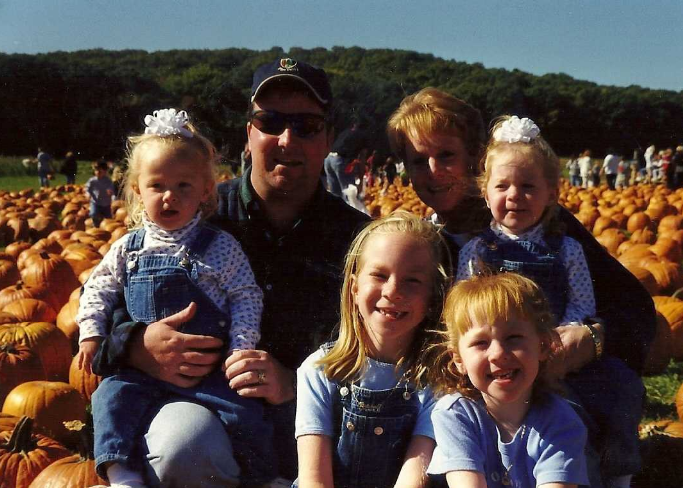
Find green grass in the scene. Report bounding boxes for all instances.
[0,155,102,192]
[642,359,683,423]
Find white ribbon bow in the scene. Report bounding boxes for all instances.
[144,108,193,138]
[493,116,540,143]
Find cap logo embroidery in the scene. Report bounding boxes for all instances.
[278,58,298,72]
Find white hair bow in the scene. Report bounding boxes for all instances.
[493,116,540,143]
[144,108,193,138]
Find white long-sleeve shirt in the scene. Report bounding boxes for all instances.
[77,213,263,350]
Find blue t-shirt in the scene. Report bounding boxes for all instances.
[295,347,436,440]
[428,392,589,487]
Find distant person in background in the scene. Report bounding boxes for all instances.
[566,153,581,186]
[670,145,683,190]
[85,160,115,228]
[591,160,602,187]
[644,145,656,183]
[324,121,369,201]
[615,157,631,189]
[110,164,125,200]
[602,149,621,190]
[578,149,593,188]
[60,151,78,185]
[36,147,54,188]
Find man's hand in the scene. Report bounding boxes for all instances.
[127,303,224,388]
[223,350,295,405]
[544,322,602,383]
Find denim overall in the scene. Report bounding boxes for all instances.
[479,228,643,482]
[331,380,419,487]
[92,224,275,484]
[480,228,568,319]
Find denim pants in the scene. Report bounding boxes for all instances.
[89,202,112,228]
[91,225,276,484]
[324,153,355,200]
[565,357,644,480]
[332,382,419,488]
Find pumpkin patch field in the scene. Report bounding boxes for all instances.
[1,176,683,486]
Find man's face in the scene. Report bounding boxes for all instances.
[247,90,332,200]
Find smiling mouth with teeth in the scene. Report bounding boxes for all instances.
[491,370,516,380]
[378,308,407,319]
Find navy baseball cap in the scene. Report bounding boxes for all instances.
[251,58,332,108]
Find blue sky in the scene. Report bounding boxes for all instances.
[1,0,682,91]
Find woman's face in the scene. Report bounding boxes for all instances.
[404,131,476,215]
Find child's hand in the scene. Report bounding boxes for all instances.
[77,337,103,374]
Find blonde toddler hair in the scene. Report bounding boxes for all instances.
[123,117,218,229]
[479,115,563,232]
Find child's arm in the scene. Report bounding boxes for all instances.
[394,435,435,488]
[445,470,487,488]
[212,233,264,351]
[559,236,596,324]
[77,236,129,353]
[297,434,334,488]
[295,350,336,487]
[76,336,103,374]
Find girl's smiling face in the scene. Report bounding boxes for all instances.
[455,311,548,416]
[352,232,435,363]
[484,150,557,235]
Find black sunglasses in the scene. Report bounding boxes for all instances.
[250,110,327,139]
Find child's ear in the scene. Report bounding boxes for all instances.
[484,192,490,209]
[202,180,215,203]
[350,274,359,304]
[450,349,466,375]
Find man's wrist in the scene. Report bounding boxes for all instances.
[581,317,604,360]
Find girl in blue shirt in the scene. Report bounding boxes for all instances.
[427,273,589,488]
[295,212,452,487]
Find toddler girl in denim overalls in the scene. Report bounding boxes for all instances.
[76,109,274,488]
[457,116,643,488]
[295,212,452,487]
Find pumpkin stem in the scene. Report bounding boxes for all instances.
[63,419,94,459]
[0,415,37,453]
[673,287,683,299]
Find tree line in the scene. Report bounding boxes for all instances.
[1,45,682,162]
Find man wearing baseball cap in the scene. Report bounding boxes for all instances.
[99,58,369,485]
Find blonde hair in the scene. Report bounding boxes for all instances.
[123,118,218,229]
[479,115,563,233]
[386,87,486,166]
[317,211,452,388]
[428,273,561,399]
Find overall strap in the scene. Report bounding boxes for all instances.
[125,228,146,252]
[185,223,220,259]
[543,232,564,254]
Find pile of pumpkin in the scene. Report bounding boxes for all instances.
[0,184,128,486]
[363,179,433,219]
[559,181,683,375]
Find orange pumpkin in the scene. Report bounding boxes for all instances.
[0,322,72,384]
[2,298,57,323]
[656,301,683,360]
[643,312,673,375]
[68,356,102,402]
[2,381,87,449]
[0,416,71,488]
[56,298,81,354]
[0,259,21,290]
[20,252,80,311]
[677,382,683,422]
